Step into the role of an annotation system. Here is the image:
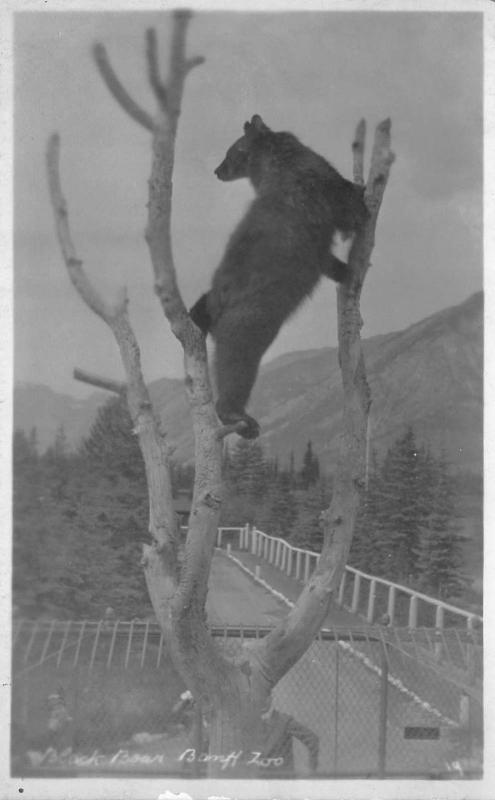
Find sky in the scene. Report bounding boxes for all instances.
[13,7,483,397]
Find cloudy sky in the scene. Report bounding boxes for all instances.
[14,7,482,397]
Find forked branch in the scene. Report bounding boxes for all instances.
[93,44,154,131]
[146,28,168,107]
[73,368,126,396]
[46,133,179,582]
[93,11,221,627]
[250,118,395,685]
[48,8,395,754]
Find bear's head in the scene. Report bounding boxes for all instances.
[214,114,271,182]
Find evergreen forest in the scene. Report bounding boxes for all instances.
[13,396,472,620]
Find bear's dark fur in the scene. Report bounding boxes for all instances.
[190,115,368,438]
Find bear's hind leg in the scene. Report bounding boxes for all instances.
[214,344,261,438]
[190,292,212,335]
[213,314,277,439]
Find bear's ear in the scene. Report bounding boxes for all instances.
[250,114,270,133]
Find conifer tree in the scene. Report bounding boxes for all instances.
[79,397,150,612]
[291,480,329,551]
[13,429,43,614]
[257,472,298,539]
[288,450,296,489]
[170,461,194,495]
[220,439,269,525]
[300,440,320,489]
[414,455,466,599]
[42,424,73,503]
[349,449,385,574]
[82,396,145,482]
[271,456,280,481]
[224,439,267,500]
[375,428,424,581]
[13,407,156,618]
[221,444,232,481]
[349,431,466,596]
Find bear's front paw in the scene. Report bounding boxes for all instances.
[237,414,260,440]
[216,407,260,439]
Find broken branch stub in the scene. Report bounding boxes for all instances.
[146,28,168,108]
[93,43,154,131]
[73,368,126,396]
[352,118,366,186]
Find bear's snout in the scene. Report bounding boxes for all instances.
[214,160,231,181]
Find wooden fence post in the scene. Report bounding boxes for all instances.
[351,573,361,614]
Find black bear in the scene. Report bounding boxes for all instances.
[190,115,368,439]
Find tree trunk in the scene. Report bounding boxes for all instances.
[47,11,394,777]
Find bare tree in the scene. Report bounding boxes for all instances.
[46,10,393,775]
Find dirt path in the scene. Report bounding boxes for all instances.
[206,553,288,626]
[219,548,362,628]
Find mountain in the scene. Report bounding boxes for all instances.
[13,384,107,453]
[251,291,482,474]
[14,292,482,475]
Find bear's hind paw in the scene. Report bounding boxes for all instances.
[216,408,260,440]
[237,416,260,440]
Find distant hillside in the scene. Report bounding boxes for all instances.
[14,292,482,475]
[14,384,107,452]
[250,291,482,474]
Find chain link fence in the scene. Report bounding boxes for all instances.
[11,620,482,779]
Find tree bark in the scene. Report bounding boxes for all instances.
[47,10,394,776]
[73,367,126,395]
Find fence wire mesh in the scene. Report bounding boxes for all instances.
[11,620,482,779]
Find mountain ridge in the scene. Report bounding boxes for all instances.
[14,292,482,474]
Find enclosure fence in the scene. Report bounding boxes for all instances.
[12,619,482,779]
[211,525,483,632]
